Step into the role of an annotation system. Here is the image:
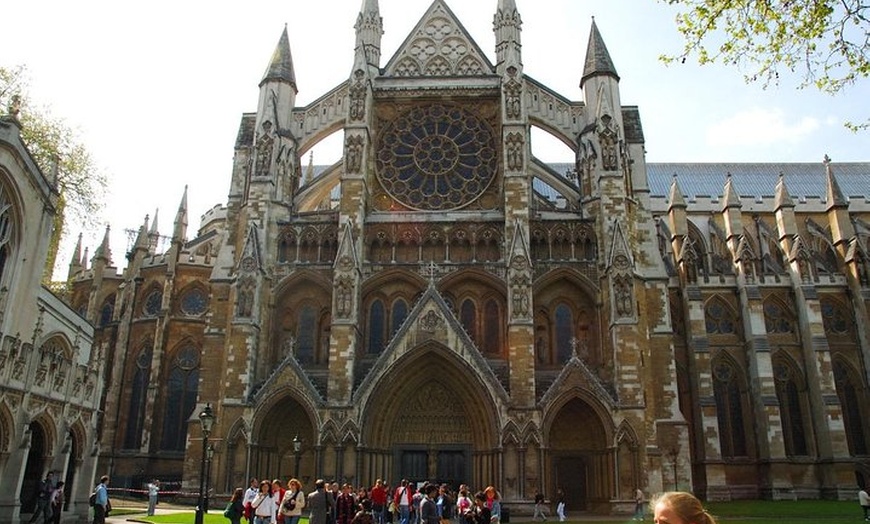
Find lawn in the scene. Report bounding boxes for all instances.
[129,500,864,524]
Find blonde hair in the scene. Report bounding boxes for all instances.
[651,492,717,524]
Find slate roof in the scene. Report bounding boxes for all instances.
[646,163,870,201]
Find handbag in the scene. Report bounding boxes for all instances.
[224,502,237,519]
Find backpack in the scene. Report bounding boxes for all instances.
[89,492,96,507]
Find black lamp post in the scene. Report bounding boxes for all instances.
[293,435,302,479]
[204,444,215,511]
[195,404,216,524]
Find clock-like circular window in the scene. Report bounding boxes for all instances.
[180,288,208,316]
[376,104,497,211]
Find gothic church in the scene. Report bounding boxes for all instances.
[58,0,870,514]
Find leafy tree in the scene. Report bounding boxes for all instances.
[1,65,107,282]
[661,0,870,129]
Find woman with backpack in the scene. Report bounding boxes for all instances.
[279,479,306,524]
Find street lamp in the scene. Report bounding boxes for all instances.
[293,435,302,479]
[205,444,215,511]
[195,404,216,524]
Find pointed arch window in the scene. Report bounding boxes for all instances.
[368,299,385,354]
[773,359,808,456]
[391,298,408,335]
[833,361,868,455]
[460,299,477,344]
[160,345,199,451]
[763,301,794,334]
[821,299,851,335]
[554,304,574,363]
[705,299,735,334]
[713,360,748,458]
[99,296,115,327]
[483,299,500,355]
[124,346,152,449]
[297,305,317,363]
[0,182,13,285]
[143,289,162,317]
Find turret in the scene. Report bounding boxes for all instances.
[148,208,160,254]
[354,0,383,77]
[67,232,83,280]
[172,185,188,245]
[580,18,622,133]
[824,155,855,246]
[92,225,113,267]
[494,0,522,74]
[253,25,298,167]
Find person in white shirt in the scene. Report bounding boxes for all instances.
[147,480,160,516]
[859,486,870,521]
[244,478,261,523]
[251,480,277,524]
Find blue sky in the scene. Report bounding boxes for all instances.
[2,0,867,277]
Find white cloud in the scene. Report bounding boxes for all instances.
[706,108,819,146]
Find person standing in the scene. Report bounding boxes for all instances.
[92,476,110,524]
[227,488,246,524]
[308,479,333,524]
[147,479,160,516]
[532,492,547,522]
[420,485,439,524]
[244,478,260,523]
[633,487,645,521]
[251,480,277,524]
[859,485,870,521]
[371,479,387,524]
[50,481,64,524]
[280,478,306,524]
[554,488,565,522]
[337,484,357,524]
[394,480,413,524]
[29,471,55,524]
[273,480,287,524]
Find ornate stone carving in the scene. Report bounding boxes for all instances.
[254,121,275,177]
[506,132,524,171]
[613,275,633,318]
[419,310,443,332]
[349,70,367,121]
[335,276,354,319]
[345,135,365,173]
[504,78,522,120]
[510,274,530,318]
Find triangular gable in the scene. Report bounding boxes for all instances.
[238,223,263,274]
[507,218,532,268]
[607,220,634,272]
[383,0,495,78]
[539,354,618,407]
[334,221,361,274]
[353,283,509,403]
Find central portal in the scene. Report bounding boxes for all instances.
[396,447,469,489]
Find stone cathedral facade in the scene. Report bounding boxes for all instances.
[63,0,870,514]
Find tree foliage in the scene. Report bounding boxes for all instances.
[1,65,108,281]
[661,0,870,129]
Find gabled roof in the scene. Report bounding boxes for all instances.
[383,0,494,77]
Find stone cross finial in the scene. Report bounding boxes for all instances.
[424,261,438,286]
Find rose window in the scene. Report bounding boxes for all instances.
[376,104,497,211]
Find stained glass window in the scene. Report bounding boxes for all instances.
[376,104,497,211]
[368,300,385,354]
[143,290,161,316]
[124,347,152,449]
[180,288,207,316]
[160,345,199,451]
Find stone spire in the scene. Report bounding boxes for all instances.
[68,232,83,280]
[580,18,619,88]
[260,24,297,91]
[774,173,794,210]
[303,151,315,185]
[93,225,112,265]
[824,154,848,210]
[148,208,160,253]
[494,0,522,73]
[722,173,741,211]
[172,185,188,243]
[354,0,383,74]
[134,214,150,251]
[668,175,687,209]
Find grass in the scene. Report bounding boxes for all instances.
[123,500,864,524]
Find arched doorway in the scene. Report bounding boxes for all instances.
[548,397,611,513]
[250,393,316,484]
[362,344,500,490]
[20,423,48,513]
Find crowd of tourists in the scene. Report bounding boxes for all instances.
[222,477,504,524]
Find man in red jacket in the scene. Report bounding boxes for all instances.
[371,479,388,524]
[393,480,414,524]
